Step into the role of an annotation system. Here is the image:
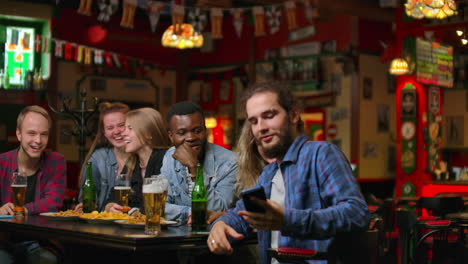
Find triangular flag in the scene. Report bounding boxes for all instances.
[211,8,223,39]
[188,8,207,32]
[94,49,103,64]
[34,35,42,53]
[171,4,185,25]
[121,0,137,29]
[265,6,282,34]
[285,1,298,30]
[64,42,74,60]
[75,45,84,63]
[98,0,119,22]
[54,40,65,58]
[112,53,121,68]
[104,52,113,67]
[230,8,244,38]
[84,47,92,64]
[121,56,129,71]
[252,6,266,37]
[42,37,51,53]
[147,1,164,33]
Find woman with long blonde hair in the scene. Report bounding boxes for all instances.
[105,107,171,212]
[77,102,130,212]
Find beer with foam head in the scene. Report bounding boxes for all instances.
[11,172,27,216]
[12,184,27,215]
[143,177,168,236]
[114,186,131,213]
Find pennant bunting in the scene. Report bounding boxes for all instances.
[42,37,51,53]
[121,0,137,28]
[104,52,113,67]
[171,4,185,25]
[230,8,244,38]
[303,0,319,23]
[34,35,42,53]
[75,45,84,63]
[98,0,119,22]
[253,6,266,37]
[147,1,164,33]
[77,0,93,16]
[188,8,207,33]
[54,40,65,58]
[121,56,129,71]
[94,49,104,64]
[84,47,92,64]
[265,6,282,34]
[285,1,298,30]
[64,42,74,60]
[210,8,223,39]
[112,53,121,68]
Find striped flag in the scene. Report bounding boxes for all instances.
[35,35,42,53]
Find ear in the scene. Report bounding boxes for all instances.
[168,130,174,144]
[16,129,22,142]
[289,108,300,125]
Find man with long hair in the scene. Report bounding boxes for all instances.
[207,82,369,264]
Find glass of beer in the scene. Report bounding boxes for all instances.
[142,177,167,236]
[151,175,168,219]
[114,173,131,213]
[11,172,27,216]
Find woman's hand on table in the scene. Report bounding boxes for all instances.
[105,203,124,213]
[0,203,14,215]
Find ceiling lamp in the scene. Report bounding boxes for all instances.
[161,24,203,50]
[405,0,457,20]
[389,58,409,75]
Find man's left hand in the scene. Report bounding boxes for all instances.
[238,199,284,230]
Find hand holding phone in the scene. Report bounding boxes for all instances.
[240,186,267,213]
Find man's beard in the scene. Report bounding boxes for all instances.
[260,121,294,160]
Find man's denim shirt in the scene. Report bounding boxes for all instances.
[161,142,238,223]
[78,147,117,212]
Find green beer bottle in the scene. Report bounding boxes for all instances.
[82,162,96,213]
[191,163,207,231]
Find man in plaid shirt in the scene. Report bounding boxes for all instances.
[207,82,370,264]
[0,105,66,263]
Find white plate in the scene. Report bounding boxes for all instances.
[40,212,80,221]
[114,220,178,229]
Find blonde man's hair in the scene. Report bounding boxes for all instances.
[17,105,52,130]
[234,121,267,198]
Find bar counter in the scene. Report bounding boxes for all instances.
[0,215,255,263]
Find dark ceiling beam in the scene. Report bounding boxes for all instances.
[317,0,395,23]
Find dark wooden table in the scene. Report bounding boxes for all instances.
[0,215,255,264]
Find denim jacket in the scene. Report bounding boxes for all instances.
[161,143,238,223]
[78,148,117,211]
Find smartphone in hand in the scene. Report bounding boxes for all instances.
[241,186,267,213]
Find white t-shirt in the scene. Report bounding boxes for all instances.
[270,168,285,264]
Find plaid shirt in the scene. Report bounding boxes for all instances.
[0,149,67,215]
[215,134,370,264]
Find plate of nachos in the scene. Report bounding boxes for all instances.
[40,210,83,221]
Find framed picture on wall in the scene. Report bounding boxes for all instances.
[377,104,390,132]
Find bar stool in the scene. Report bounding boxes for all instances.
[414,196,464,264]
